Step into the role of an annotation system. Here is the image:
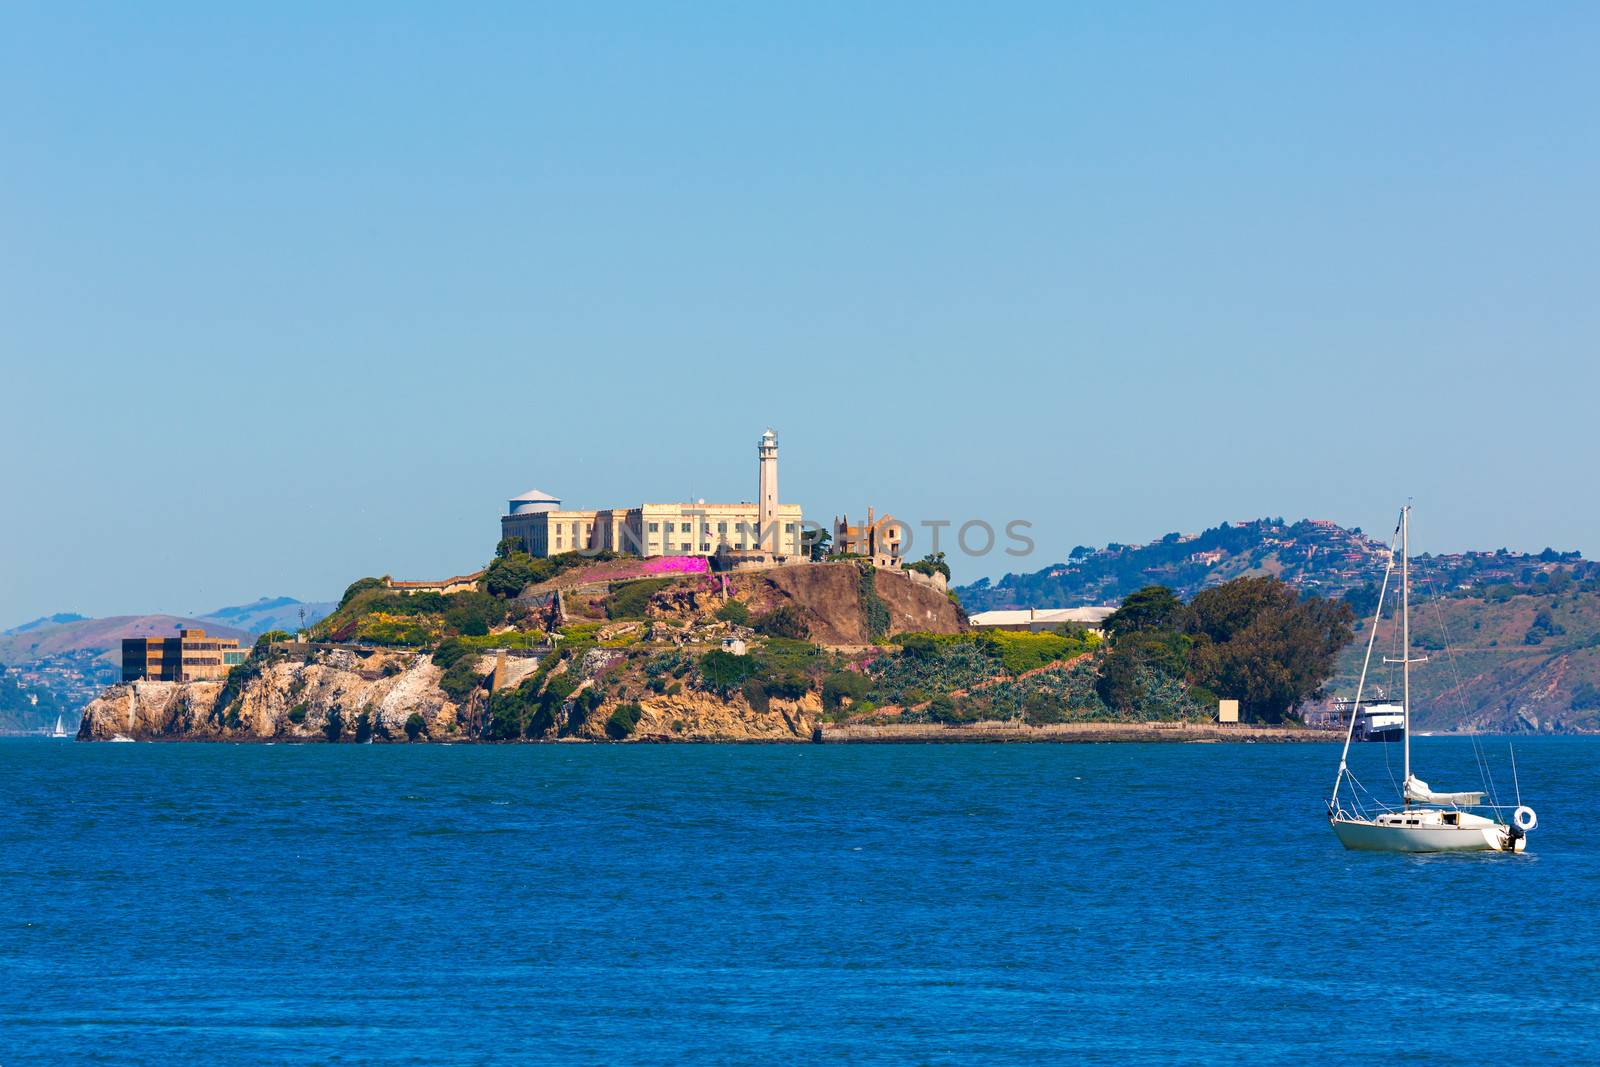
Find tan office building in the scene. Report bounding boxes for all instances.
[122,629,248,683]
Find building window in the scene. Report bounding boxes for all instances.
[701,543,711,552]
[680,543,691,551]
[784,523,796,533]
[648,522,659,532]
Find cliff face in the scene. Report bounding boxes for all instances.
[760,564,963,646]
[78,648,817,743]
[79,650,464,742]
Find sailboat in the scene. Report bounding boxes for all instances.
[51,714,70,739]
[1328,505,1537,853]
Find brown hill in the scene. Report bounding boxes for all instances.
[554,560,965,647]
[1329,588,1600,733]
[0,615,251,666]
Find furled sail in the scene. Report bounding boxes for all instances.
[1404,775,1485,807]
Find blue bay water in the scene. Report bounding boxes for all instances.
[2,737,1596,1065]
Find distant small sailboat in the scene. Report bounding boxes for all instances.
[51,714,70,739]
[1328,505,1536,853]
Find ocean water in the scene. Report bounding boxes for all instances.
[2,736,1596,1065]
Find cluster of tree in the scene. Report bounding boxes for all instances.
[1096,577,1354,723]
[908,552,951,582]
[484,542,618,600]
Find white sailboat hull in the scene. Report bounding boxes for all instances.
[1331,816,1521,853]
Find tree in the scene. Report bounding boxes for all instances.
[496,536,527,559]
[338,577,386,610]
[404,712,427,740]
[1095,630,1191,713]
[805,526,833,562]
[908,551,951,581]
[1103,585,1186,638]
[753,604,810,640]
[484,553,536,599]
[444,590,506,636]
[1185,577,1353,722]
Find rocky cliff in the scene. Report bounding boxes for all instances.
[78,647,817,743]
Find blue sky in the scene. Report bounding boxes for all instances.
[3,3,1598,623]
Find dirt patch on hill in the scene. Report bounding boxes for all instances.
[758,563,964,647]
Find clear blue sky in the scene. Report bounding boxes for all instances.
[4,3,1598,624]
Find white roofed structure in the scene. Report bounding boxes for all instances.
[968,606,1116,633]
[508,489,562,515]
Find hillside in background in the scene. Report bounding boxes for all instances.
[956,517,1588,611]
[0,614,252,735]
[199,596,334,635]
[1327,584,1600,734]
[3,613,90,636]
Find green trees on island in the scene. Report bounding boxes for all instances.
[908,551,952,582]
[1096,578,1354,722]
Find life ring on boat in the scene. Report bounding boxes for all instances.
[1513,806,1538,832]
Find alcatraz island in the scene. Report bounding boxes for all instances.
[80,429,1373,743]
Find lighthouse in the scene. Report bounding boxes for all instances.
[758,428,779,551]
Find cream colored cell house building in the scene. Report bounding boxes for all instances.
[501,429,805,559]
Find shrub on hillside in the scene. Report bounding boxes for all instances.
[605,578,672,620]
[856,564,891,640]
[822,670,872,712]
[753,604,810,640]
[979,629,1097,675]
[715,599,750,625]
[606,703,643,739]
[404,711,427,740]
[698,650,758,695]
[444,591,507,636]
[339,577,386,610]
[485,554,537,599]
[356,613,442,646]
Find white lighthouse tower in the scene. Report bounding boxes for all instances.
[758,428,779,551]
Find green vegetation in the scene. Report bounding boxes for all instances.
[355,612,443,646]
[822,670,872,712]
[753,604,810,640]
[484,549,620,600]
[857,563,890,640]
[1093,577,1353,722]
[715,599,751,625]
[338,577,386,609]
[605,578,672,620]
[288,703,309,724]
[908,551,951,582]
[433,638,490,703]
[978,628,1098,675]
[606,703,643,739]
[405,711,427,740]
[1103,586,1185,637]
[443,591,508,636]
[697,649,758,695]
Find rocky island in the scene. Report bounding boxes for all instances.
[79,541,1355,743]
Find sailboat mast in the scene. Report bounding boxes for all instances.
[1402,504,1411,798]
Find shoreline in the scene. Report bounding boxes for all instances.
[817,721,1338,744]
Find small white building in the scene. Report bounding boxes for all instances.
[721,637,748,656]
[967,606,1116,634]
